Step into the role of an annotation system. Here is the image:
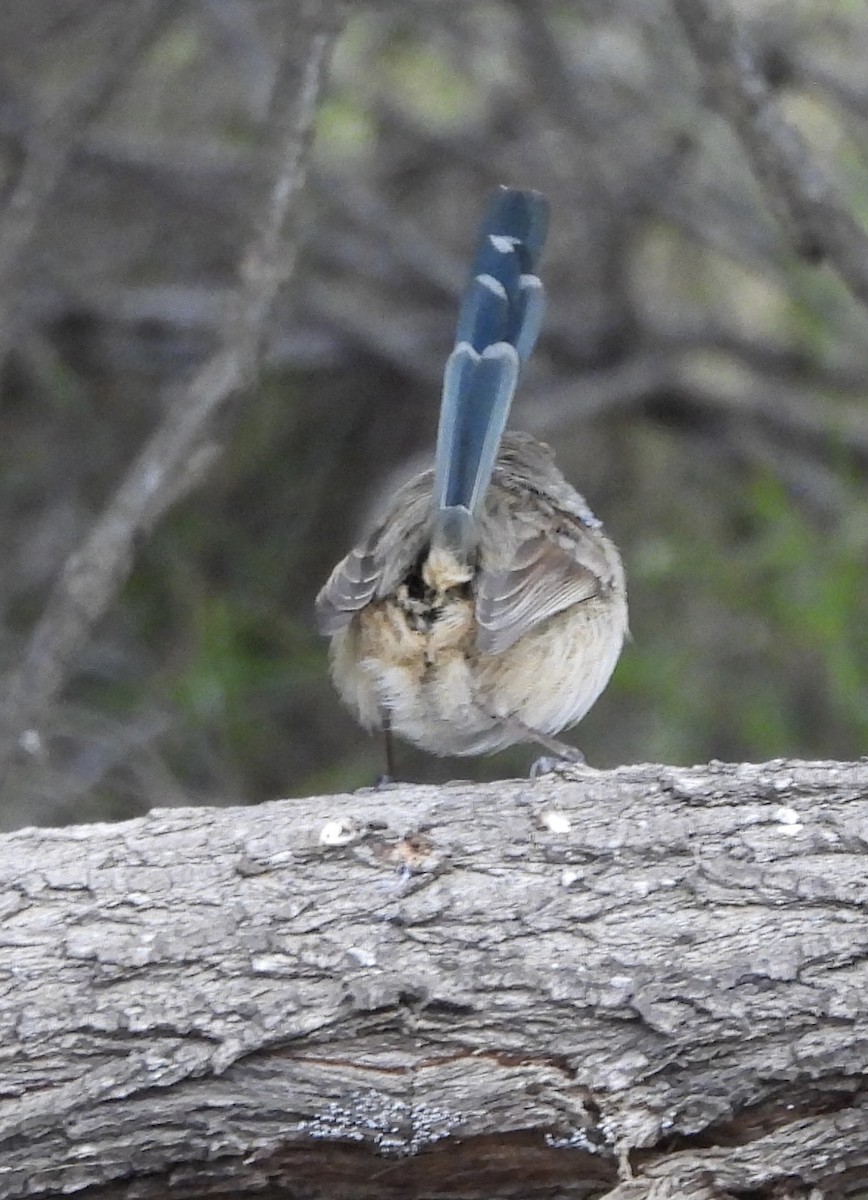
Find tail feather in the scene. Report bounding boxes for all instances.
[513,274,545,362]
[454,262,520,352]
[475,187,549,274]
[433,187,550,551]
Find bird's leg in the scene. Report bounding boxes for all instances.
[373,713,397,788]
[496,715,583,761]
[501,716,586,777]
[384,720,396,780]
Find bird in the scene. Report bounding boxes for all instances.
[315,186,627,776]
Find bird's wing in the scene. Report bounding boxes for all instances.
[475,531,607,654]
[314,535,381,635]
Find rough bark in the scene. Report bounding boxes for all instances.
[5,758,868,1199]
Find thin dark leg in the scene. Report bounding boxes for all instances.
[383,721,396,781]
[373,715,397,788]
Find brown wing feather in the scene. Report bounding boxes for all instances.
[475,534,604,654]
[314,478,436,636]
[315,538,381,635]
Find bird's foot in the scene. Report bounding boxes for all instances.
[529,746,585,778]
[355,773,401,793]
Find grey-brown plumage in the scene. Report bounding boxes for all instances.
[316,433,627,757]
[315,188,627,761]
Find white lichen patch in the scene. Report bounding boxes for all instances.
[773,805,804,834]
[773,806,800,824]
[318,818,358,846]
[540,809,571,834]
[250,953,296,975]
[345,945,377,967]
[19,728,44,758]
[298,1088,462,1156]
[560,867,584,887]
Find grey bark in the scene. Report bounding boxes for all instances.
[4,758,868,1199]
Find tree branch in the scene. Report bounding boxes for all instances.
[671,0,868,309]
[0,4,341,787]
[0,0,176,370]
[3,759,868,1198]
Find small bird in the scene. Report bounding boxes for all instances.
[316,187,627,774]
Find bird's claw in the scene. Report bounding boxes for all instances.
[529,747,585,778]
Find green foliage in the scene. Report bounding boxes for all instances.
[734,471,868,746]
[315,98,377,163]
[617,462,868,765]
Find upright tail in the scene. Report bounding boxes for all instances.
[432,186,550,553]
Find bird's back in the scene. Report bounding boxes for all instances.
[317,431,627,756]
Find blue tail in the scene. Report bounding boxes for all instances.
[432,187,550,552]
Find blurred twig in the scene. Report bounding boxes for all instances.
[0,4,341,788]
[672,0,868,309]
[0,0,176,371]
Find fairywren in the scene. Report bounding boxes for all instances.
[316,187,627,770]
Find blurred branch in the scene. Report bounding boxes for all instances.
[316,173,465,293]
[672,0,868,309]
[525,350,868,491]
[372,95,781,273]
[307,278,443,385]
[309,243,868,473]
[510,0,599,145]
[650,321,868,392]
[0,0,176,371]
[0,3,342,788]
[802,62,868,121]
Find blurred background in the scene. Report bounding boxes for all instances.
[1,0,868,829]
